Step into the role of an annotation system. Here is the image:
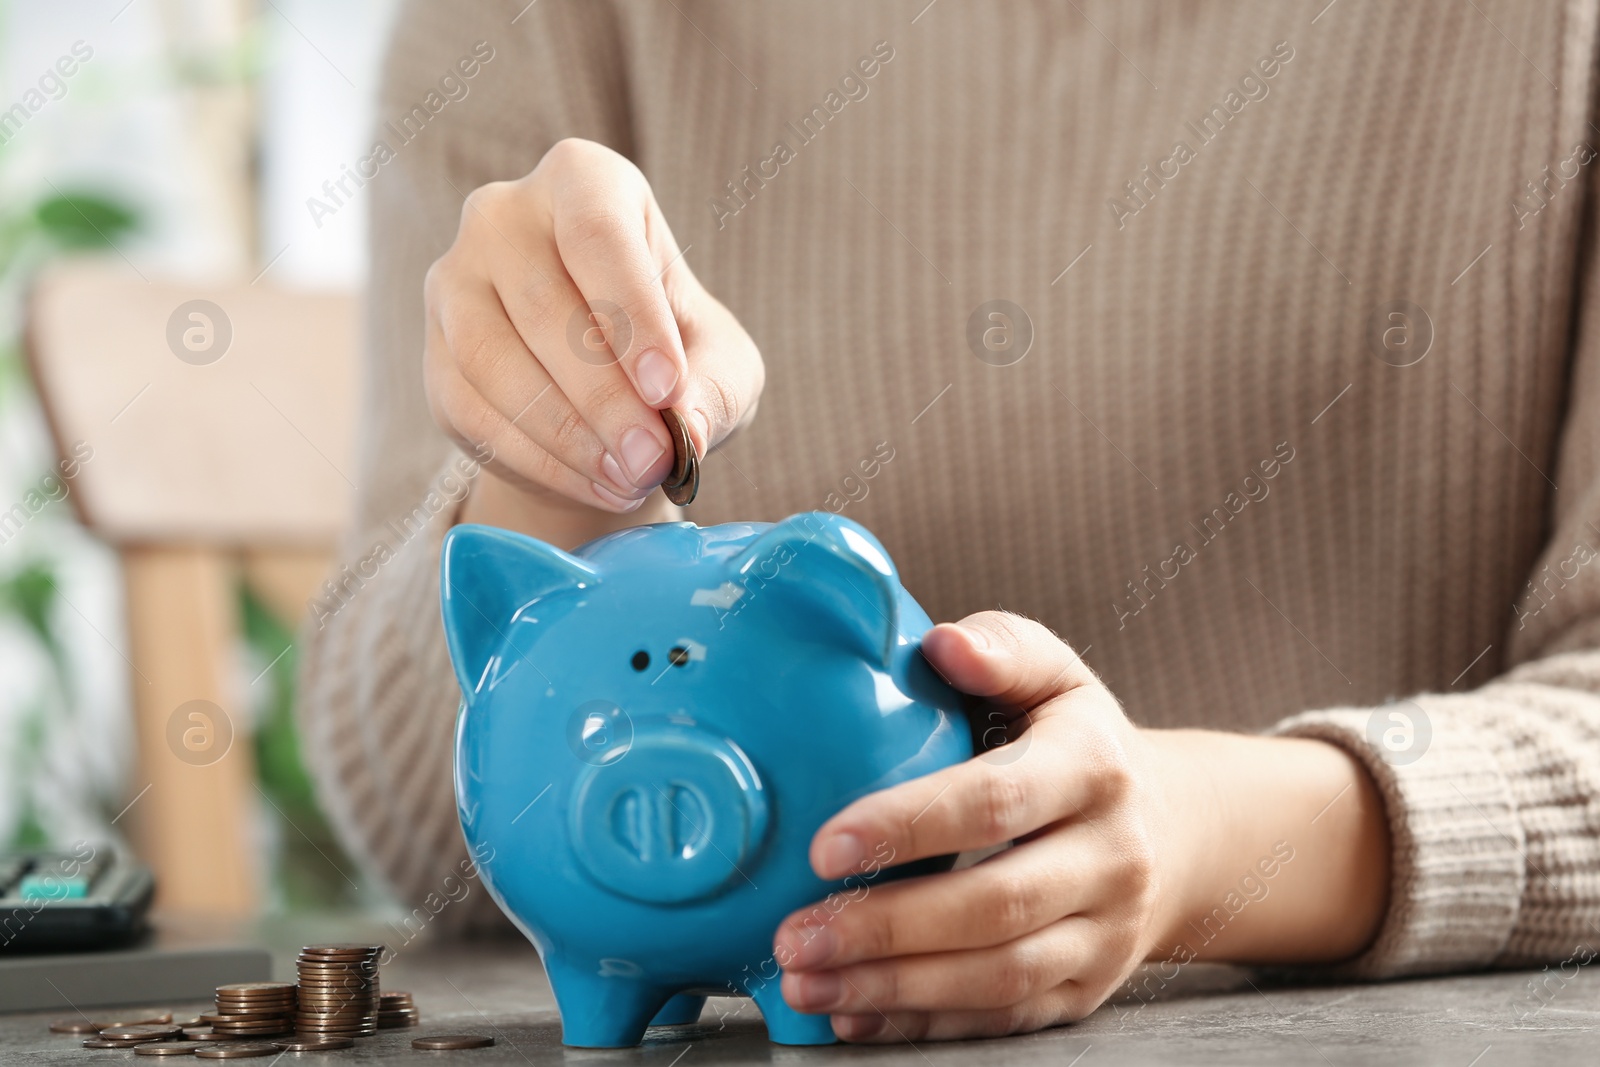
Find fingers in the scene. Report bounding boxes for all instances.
[476,213,677,493]
[780,915,1094,1016]
[430,276,645,508]
[425,347,639,513]
[778,830,1101,971]
[830,986,1085,1043]
[809,689,1140,875]
[548,157,687,409]
[672,283,765,455]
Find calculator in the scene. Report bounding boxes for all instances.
[0,849,154,952]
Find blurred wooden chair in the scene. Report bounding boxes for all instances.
[25,259,358,916]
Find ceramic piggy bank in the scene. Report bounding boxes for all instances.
[439,511,972,1047]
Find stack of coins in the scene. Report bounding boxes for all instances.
[294,944,383,1038]
[205,982,297,1040]
[377,991,420,1029]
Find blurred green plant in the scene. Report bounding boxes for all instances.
[0,189,139,853]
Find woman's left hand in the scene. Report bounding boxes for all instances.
[773,610,1189,1041]
[773,609,1392,1042]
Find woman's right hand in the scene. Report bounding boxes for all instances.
[424,137,764,520]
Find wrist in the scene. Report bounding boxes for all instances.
[1143,728,1391,966]
[461,464,676,550]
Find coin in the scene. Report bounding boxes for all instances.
[661,407,699,506]
[412,1034,495,1050]
[135,1042,211,1056]
[50,1018,100,1033]
[299,944,383,958]
[101,1025,184,1040]
[195,1044,283,1059]
[217,983,295,995]
[270,1037,355,1051]
[83,1038,125,1048]
[94,1011,174,1028]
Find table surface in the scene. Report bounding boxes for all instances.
[6,927,1596,1066]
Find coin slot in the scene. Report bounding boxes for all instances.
[630,650,650,671]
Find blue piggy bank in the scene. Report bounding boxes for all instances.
[439,511,972,1047]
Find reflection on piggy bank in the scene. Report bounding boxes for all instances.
[439,511,972,1047]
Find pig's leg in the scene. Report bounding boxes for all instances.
[544,958,670,1048]
[649,993,706,1026]
[749,972,837,1045]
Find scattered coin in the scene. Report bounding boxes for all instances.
[100,1025,183,1041]
[50,1018,99,1034]
[94,1011,174,1028]
[194,1044,282,1059]
[135,1042,211,1056]
[412,1035,495,1050]
[661,407,700,506]
[269,1037,355,1051]
[83,1038,125,1049]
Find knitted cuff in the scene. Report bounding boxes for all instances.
[1268,703,1525,979]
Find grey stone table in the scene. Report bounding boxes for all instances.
[5,922,1595,1066]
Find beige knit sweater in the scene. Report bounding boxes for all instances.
[298,0,1600,979]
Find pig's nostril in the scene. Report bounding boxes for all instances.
[668,646,690,667]
[630,650,650,671]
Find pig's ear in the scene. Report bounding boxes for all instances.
[440,523,598,699]
[729,512,900,667]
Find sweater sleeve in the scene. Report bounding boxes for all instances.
[294,0,632,930]
[1270,176,1600,979]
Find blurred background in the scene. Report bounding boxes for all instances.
[0,0,403,921]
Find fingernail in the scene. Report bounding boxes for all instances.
[783,925,837,969]
[593,483,645,511]
[634,348,679,405]
[817,832,865,879]
[599,452,631,494]
[619,427,669,486]
[794,972,842,1011]
[959,623,989,650]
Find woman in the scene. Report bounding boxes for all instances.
[299,0,1600,1042]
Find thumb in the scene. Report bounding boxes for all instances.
[672,283,765,457]
[921,611,1096,709]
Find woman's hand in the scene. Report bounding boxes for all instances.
[425,138,763,527]
[775,611,1391,1042]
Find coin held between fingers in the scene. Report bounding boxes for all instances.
[661,407,700,506]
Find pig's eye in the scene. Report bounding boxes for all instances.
[630,650,650,671]
[668,646,690,667]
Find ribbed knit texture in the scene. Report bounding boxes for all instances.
[299,0,1600,979]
